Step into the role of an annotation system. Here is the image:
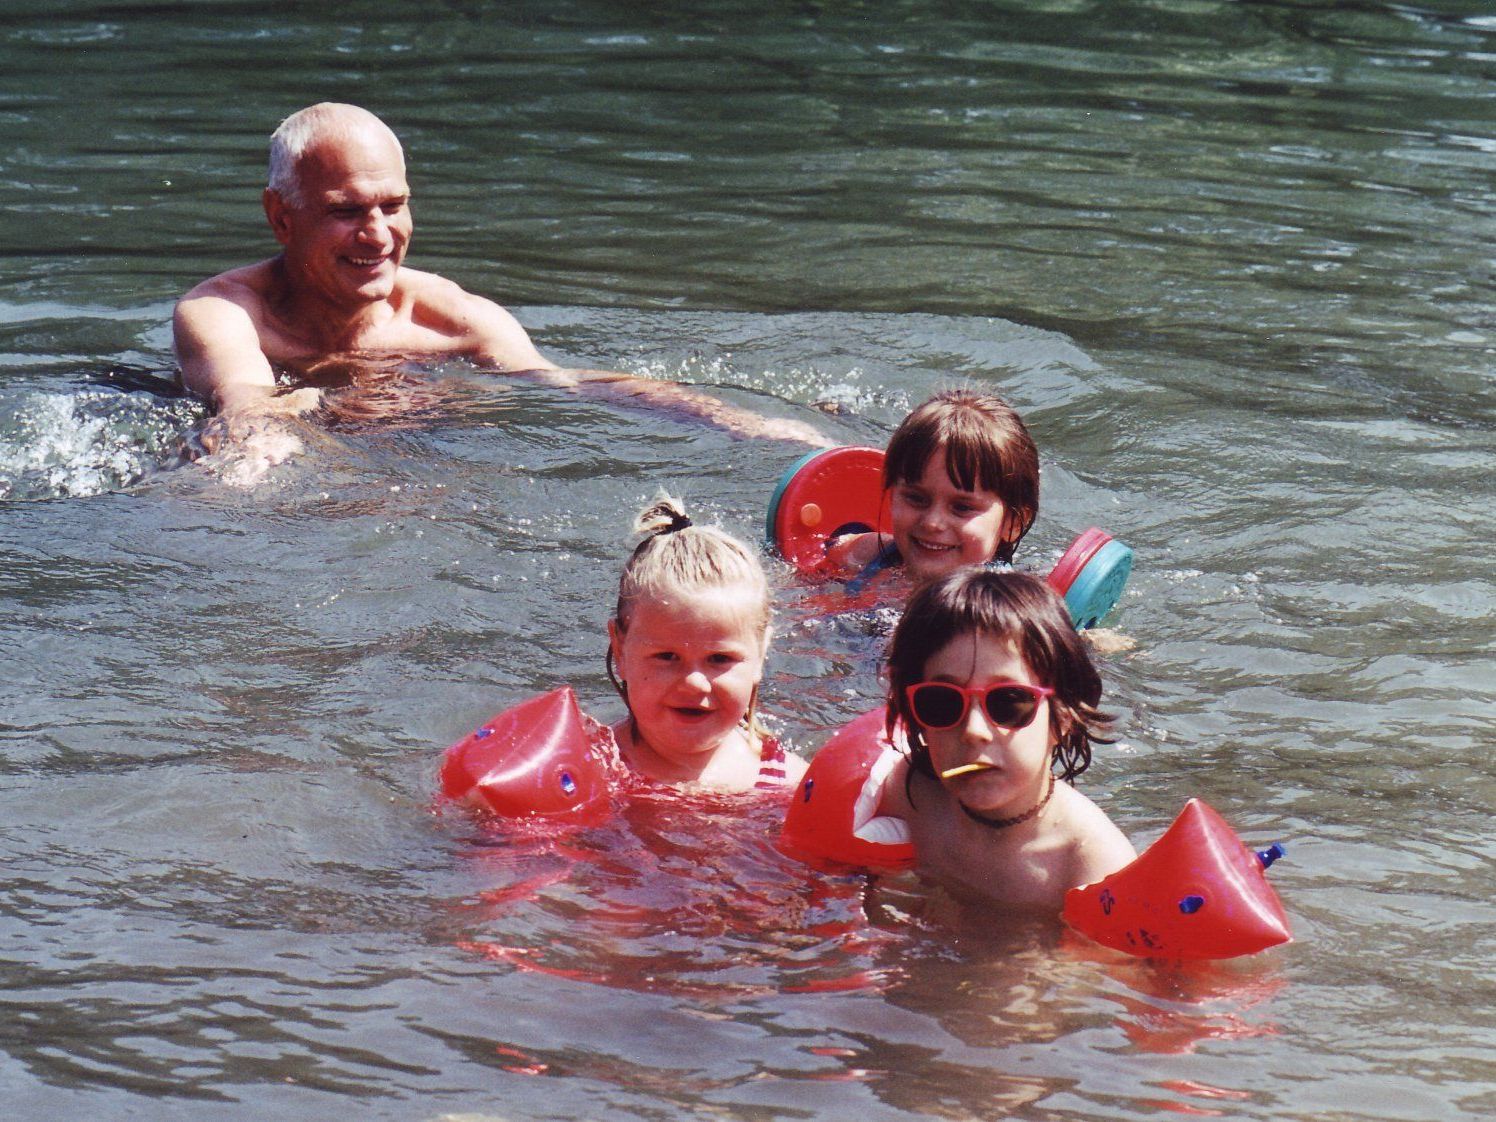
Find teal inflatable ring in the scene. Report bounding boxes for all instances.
[1062,538,1134,630]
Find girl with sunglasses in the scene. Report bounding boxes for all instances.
[876,567,1134,910]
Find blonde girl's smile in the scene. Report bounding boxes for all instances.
[608,583,767,776]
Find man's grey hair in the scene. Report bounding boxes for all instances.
[266,103,404,207]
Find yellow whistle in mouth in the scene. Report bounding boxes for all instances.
[940,762,995,779]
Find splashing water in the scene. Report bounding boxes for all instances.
[0,388,201,501]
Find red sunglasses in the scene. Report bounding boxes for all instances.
[904,680,1054,731]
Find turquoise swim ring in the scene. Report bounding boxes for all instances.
[1063,538,1133,630]
[764,448,826,548]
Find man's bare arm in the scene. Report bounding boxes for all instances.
[458,290,831,446]
[544,368,832,446]
[173,287,320,419]
[172,286,321,465]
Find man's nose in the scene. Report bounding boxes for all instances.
[356,210,389,243]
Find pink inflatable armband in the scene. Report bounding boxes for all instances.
[440,687,613,825]
[765,446,890,575]
[780,708,916,871]
[1063,798,1291,959]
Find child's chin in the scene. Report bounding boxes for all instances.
[656,713,734,746]
[907,555,962,582]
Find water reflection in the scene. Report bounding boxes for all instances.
[439,782,1297,1119]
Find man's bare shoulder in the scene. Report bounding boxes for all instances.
[399,268,509,329]
[179,260,278,310]
[399,268,553,370]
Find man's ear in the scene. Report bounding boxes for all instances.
[263,188,294,247]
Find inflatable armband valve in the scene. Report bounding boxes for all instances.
[766,446,890,575]
[440,686,612,825]
[1047,528,1134,630]
[779,708,916,871]
[1062,799,1291,960]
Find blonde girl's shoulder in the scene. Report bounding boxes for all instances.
[778,747,809,784]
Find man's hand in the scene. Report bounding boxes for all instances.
[725,413,835,447]
[188,387,322,458]
[1082,628,1137,655]
[178,388,322,488]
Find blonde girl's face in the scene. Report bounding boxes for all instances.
[917,629,1055,819]
[609,583,768,769]
[889,454,1011,582]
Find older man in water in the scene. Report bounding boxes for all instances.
[174,102,825,456]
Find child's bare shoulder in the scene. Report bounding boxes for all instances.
[1054,783,1136,887]
[779,748,809,783]
[875,748,914,818]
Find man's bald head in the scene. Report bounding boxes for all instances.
[267,103,404,207]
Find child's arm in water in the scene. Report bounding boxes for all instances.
[824,529,885,576]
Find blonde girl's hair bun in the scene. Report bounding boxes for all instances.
[633,492,694,539]
[615,493,769,636]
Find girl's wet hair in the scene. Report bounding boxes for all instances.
[883,389,1040,563]
[885,567,1109,783]
[613,493,770,636]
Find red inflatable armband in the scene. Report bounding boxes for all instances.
[765,447,890,575]
[1062,799,1291,960]
[780,708,916,871]
[440,687,613,825]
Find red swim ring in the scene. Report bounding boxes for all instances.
[765,446,890,575]
[440,687,614,826]
[1062,799,1291,960]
